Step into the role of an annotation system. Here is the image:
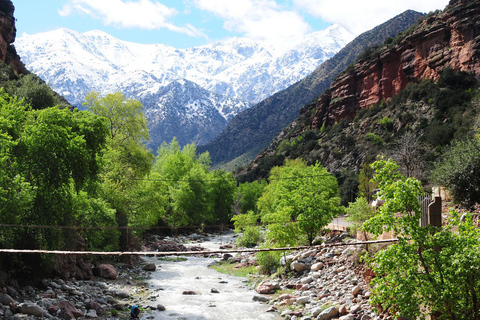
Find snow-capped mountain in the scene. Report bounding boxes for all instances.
[15,25,355,147]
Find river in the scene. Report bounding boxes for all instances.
[143,233,280,320]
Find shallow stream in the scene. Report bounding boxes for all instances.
[144,233,280,320]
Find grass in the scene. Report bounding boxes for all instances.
[209,260,257,278]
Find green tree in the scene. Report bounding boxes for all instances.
[345,197,376,249]
[233,180,267,215]
[85,92,158,250]
[153,139,235,228]
[358,163,376,203]
[431,137,480,208]
[364,158,480,319]
[16,74,56,110]
[258,159,342,246]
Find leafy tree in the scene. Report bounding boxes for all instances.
[231,210,263,248]
[84,92,158,250]
[258,159,342,245]
[233,180,267,215]
[0,90,109,277]
[345,197,376,249]
[153,139,235,228]
[16,74,56,110]
[431,137,480,208]
[358,163,376,202]
[364,158,480,319]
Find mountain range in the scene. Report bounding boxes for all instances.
[15,25,354,149]
[198,9,426,168]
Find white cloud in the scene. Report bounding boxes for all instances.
[193,0,311,44]
[58,0,207,38]
[292,0,450,35]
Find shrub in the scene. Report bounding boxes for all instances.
[256,251,281,275]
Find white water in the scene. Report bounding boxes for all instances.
[144,234,280,320]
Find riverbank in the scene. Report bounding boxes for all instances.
[0,231,381,320]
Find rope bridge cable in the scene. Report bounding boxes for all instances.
[0,239,398,256]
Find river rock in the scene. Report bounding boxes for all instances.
[340,315,355,320]
[112,289,130,299]
[352,285,362,296]
[86,300,105,316]
[311,262,324,271]
[296,296,309,305]
[182,291,198,295]
[256,281,276,294]
[211,288,220,293]
[317,306,339,320]
[92,264,117,280]
[290,261,307,272]
[0,293,14,305]
[252,295,269,302]
[143,263,156,271]
[58,300,83,319]
[85,309,98,319]
[19,303,46,317]
[156,304,166,311]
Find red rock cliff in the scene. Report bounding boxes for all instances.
[312,0,480,129]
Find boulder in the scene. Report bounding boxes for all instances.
[19,303,46,317]
[252,295,269,302]
[256,281,275,294]
[86,300,105,316]
[311,262,324,271]
[85,309,98,319]
[318,306,339,320]
[290,261,307,272]
[92,264,117,280]
[58,300,83,319]
[182,291,198,295]
[113,289,130,298]
[296,296,309,305]
[143,263,156,271]
[0,293,14,306]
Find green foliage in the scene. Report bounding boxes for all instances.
[258,159,343,245]
[0,89,110,276]
[232,211,263,248]
[431,138,480,208]
[256,251,281,275]
[378,116,393,131]
[364,158,480,319]
[16,74,56,110]
[358,163,377,202]
[366,133,384,146]
[234,180,267,214]
[345,197,376,244]
[154,139,236,228]
[85,91,158,250]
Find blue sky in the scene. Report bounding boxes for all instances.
[13,0,450,48]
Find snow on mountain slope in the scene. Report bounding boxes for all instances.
[15,25,355,146]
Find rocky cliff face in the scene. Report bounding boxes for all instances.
[0,0,15,61]
[312,0,480,129]
[0,0,24,73]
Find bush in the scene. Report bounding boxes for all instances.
[364,159,480,319]
[237,226,263,248]
[431,138,480,208]
[256,251,281,275]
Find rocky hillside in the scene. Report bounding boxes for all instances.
[198,10,426,168]
[312,0,480,128]
[237,0,480,203]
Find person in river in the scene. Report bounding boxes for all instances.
[130,305,140,319]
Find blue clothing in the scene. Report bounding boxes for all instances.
[131,305,140,319]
